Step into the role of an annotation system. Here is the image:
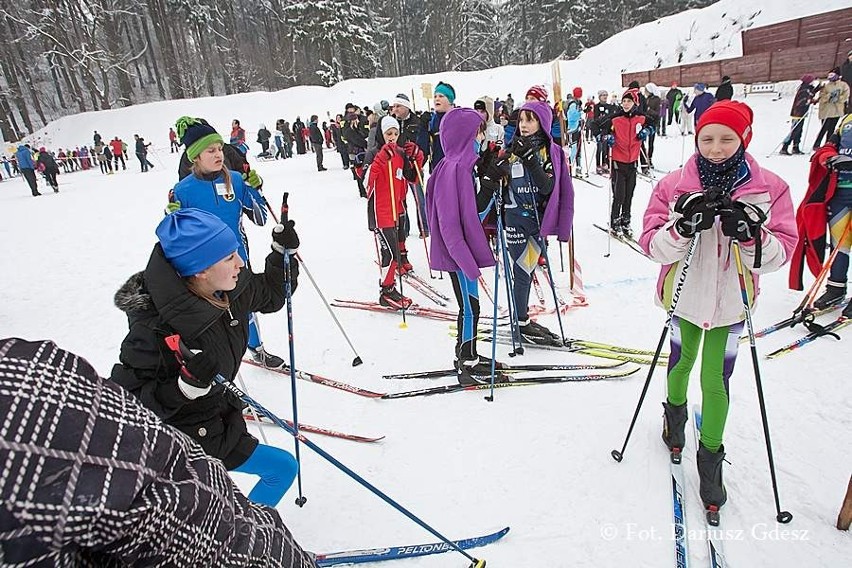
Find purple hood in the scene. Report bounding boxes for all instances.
[425,108,496,280]
[518,101,575,241]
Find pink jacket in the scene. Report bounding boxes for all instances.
[639,153,797,329]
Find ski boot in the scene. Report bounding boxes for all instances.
[697,442,727,526]
[518,319,562,346]
[662,401,688,464]
[843,300,852,319]
[791,145,804,155]
[455,356,508,386]
[379,286,412,310]
[813,285,846,310]
[779,144,790,156]
[620,217,634,239]
[398,250,413,275]
[249,345,286,369]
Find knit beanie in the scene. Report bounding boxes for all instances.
[801,74,815,84]
[381,116,399,134]
[572,87,583,99]
[621,89,638,104]
[392,93,411,110]
[176,116,224,161]
[525,85,548,102]
[434,82,456,104]
[156,208,239,277]
[694,83,706,92]
[695,100,754,149]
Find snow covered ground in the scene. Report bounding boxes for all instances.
[2,1,850,567]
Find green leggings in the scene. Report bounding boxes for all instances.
[667,316,744,452]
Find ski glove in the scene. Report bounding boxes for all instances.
[636,127,652,141]
[825,154,852,171]
[243,169,263,189]
[718,201,765,243]
[604,134,615,147]
[177,349,219,399]
[271,220,299,254]
[674,192,718,238]
[403,142,423,165]
[165,200,181,214]
[509,136,538,163]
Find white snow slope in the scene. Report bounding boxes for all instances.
[2,1,850,567]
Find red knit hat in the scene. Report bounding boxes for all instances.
[572,87,583,99]
[621,89,639,104]
[525,85,548,102]
[695,100,754,149]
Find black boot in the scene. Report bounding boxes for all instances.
[779,144,790,155]
[697,442,727,509]
[843,300,852,319]
[454,341,506,385]
[518,319,562,346]
[249,345,286,369]
[662,402,688,460]
[791,145,804,155]
[813,285,846,309]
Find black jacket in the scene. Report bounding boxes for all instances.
[341,112,369,153]
[715,80,734,101]
[257,127,271,143]
[308,122,324,144]
[790,82,816,117]
[841,59,852,89]
[111,244,295,470]
[666,87,682,106]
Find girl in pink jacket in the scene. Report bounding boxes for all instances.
[639,100,797,514]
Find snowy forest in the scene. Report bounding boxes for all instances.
[0,0,712,140]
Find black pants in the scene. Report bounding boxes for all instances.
[170,140,180,153]
[22,168,38,195]
[375,226,406,288]
[44,169,58,188]
[312,142,324,169]
[136,153,148,172]
[813,117,839,149]
[261,140,269,153]
[338,150,350,168]
[114,153,126,170]
[784,117,806,148]
[596,138,609,168]
[611,161,637,227]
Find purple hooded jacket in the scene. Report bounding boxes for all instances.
[517,101,575,241]
[426,108,496,280]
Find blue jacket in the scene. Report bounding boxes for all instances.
[169,170,267,263]
[684,92,715,123]
[15,145,35,170]
[428,112,446,168]
[566,101,583,133]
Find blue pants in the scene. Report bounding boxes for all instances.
[234,443,298,507]
[450,271,479,359]
[827,187,852,287]
[247,313,262,349]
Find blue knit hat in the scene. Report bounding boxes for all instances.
[434,81,456,104]
[156,209,239,277]
[175,116,224,161]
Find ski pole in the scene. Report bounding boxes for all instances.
[389,159,408,329]
[731,241,793,523]
[498,210,523,358]
[263,202,364,366]
[280,192,307,507]
[559,241,564,272]
[413,162,436,279]
[538,237,568,346]
[612,233,701,462]
[168,336,488,567]
[605,155,613,258]
[236,371,268,445]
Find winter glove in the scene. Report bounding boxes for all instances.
[177,349,218,399]
[509,136,538,163]
[636,127,651,141]
[673,192,718,238]
[271,220,299,254]
[243,168,263,189]
[718,201,765,243]
[825,154,852,172]
[380,142,397,159]
[604,134,615,147]
[165,200,181,214]
[403,142,423,165]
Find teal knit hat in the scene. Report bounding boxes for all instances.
[434,81,456,104]
[176,116,224,161]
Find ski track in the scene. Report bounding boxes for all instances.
[2,4,851,567]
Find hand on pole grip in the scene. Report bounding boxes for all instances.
[272,220,299,254]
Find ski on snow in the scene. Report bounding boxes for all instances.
[693,406,728,567]
[744,300,848,342]
[381,367,639,399]
[314,526,509,566]
[764,315,850,359]
[241,359,387,398]
[669,437,690,568]
[382,360,626,380]
[481,334,668,365]
[332,299,472,322]
[242,411,384,443]
[593,223,650,258]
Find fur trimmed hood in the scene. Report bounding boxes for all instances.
[114,271,154,314]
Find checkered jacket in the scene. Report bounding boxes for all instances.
[0,337,317,567]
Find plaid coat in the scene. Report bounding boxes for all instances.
[0,337,317,567]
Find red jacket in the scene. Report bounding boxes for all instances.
[109,139,123,156]
[789,144,839,290]
[367,145,411,229]
[610,111,648,163]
